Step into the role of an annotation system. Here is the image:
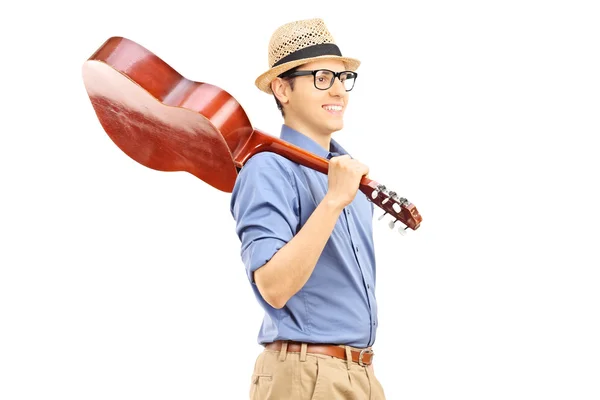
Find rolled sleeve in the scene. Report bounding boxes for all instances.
[230,154,299,284]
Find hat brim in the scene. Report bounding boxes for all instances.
[255,55,361,94]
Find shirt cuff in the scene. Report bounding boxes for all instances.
[242,238,288,284]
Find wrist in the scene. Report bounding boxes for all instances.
[322,193,346,214]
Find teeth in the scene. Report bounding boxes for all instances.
[323,105,342,111]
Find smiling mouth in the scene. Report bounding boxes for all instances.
[322,105,343,112]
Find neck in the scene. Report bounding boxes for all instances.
[284,118,332,152]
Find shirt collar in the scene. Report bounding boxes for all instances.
[280,124,349,159]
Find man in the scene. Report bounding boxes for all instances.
[230,18,386,399]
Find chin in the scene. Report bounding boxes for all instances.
[327,121,344,133]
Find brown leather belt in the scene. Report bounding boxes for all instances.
[264,341,374,366]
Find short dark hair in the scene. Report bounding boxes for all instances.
[274,66,300,117]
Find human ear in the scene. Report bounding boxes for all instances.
[271,78,290,105]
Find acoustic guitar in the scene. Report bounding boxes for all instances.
[81,37,422,233]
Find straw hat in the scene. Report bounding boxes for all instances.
[255,18,361,94]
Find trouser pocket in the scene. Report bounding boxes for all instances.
[249,372,272,399]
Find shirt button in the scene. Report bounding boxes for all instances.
[355,246,359,252]
[367,284,370,289]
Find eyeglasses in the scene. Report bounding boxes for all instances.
[280,69,358,91]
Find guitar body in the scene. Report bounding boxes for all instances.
[82,37,422,230]
[82,37,251,192]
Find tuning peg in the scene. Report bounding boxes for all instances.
[378,212,388,221]
[384,190,399,205]
[398,225,408,236]
[388,219,397,229]
[371,190,379,200]
[392,203,401,214]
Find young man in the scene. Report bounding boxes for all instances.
[230,18,386,399]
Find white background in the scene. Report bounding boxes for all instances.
[1,1,599,399]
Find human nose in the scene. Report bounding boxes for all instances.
[329,75,347,96]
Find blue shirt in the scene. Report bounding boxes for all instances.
[230,125,378,348]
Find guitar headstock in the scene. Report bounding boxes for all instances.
[361,180,422,235]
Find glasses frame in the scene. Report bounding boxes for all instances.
[280,68,358,92]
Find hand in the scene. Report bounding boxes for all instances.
[325,155,369,210]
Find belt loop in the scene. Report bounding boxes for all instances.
[300,343,307,362]
[278,341,288,362]
[345,346,352,370]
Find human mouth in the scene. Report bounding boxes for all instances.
[322,104,343,114]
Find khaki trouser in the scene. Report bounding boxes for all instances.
[249,342,386,399]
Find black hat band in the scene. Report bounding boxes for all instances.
[272,43,342,68]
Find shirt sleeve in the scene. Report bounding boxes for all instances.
[230,153,299,284]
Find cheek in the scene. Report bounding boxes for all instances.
[307,91,328,111]
[295,91,321,115]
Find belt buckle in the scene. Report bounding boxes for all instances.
[358,348,374,366]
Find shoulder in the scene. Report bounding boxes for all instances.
[230,152,300,215]
[237,152,297,183]
[244,151,294,169]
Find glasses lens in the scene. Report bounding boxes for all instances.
[315,70,334,89]
[340,72,356,91]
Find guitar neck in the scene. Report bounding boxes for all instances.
[233,128,329,175]
[232,128,378,205]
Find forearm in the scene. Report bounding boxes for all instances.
[254,194,344,309]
